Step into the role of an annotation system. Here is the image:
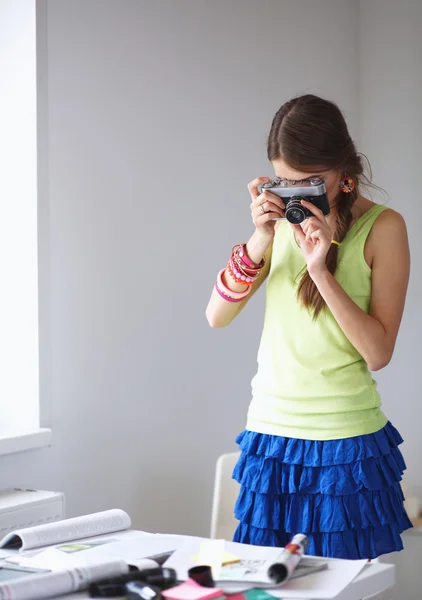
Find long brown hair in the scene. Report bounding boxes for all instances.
[267,94,363,318]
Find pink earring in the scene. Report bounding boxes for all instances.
[339,176,355,193]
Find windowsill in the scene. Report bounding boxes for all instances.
[0,428,52,456]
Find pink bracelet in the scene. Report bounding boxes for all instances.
[216,269,251,299]
[230,256,259,278]
[238,244,261,269]
[215,282,243,303]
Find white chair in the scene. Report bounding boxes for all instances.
[210,451,240,539]
[210,452,393,599]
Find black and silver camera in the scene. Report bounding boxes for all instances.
[261,177,330,224]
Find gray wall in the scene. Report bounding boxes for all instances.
[0,0,419,543]
[359,0,422,500]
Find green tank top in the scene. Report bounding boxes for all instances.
[246,204,389,440]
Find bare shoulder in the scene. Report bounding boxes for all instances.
[369,207,409,269]
[371,207,408,240]
[363,206,409,270]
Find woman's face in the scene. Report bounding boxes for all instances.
[271,157,342,208]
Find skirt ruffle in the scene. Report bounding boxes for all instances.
[232,422,412,559]
[234,519,410,560]
[233,448,406,495]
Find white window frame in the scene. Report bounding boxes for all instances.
[0,0,51,456]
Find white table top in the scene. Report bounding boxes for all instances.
[59,560,395,600]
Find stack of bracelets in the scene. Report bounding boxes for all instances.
[215,244,266,303]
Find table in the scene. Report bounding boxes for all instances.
[58,560,395,600]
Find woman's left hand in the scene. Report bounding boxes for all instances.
[291,200,333,278]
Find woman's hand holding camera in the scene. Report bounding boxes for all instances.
[242,177,286,265]
[248,177,285,240]
[291,200,332,278]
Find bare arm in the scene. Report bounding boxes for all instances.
[206,233,272,328]
[206,176,285,328]
[296,206,410,371]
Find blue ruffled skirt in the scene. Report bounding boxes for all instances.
[232,422,412,559]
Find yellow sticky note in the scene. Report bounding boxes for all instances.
[196,539,224,579]
[192,541,241,568]
[220,549,241,566]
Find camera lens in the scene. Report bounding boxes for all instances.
[287,208,305,224]
[285,198,306,224]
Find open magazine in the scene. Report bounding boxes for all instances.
[163,537,329,587]
[0,510,186,600]
[0,509,131,552]
[163,538,369,599]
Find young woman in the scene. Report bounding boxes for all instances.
[206,95,412,559]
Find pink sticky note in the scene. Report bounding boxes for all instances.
[162,579,225,600]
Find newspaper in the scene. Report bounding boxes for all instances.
[0,558,128,600]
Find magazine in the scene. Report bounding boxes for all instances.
[163,537,329,586]
[0,509,131,552]
[0,509,187,600]
[163,538,368,598]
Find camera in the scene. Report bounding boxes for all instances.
[261,177,330,224]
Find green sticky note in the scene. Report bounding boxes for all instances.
[244,590,278,600]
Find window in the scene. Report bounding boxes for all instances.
[0,0,51,454]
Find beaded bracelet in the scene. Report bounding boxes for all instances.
[228,259,256,285]
[215,243,264,300]
[231,254,259,278]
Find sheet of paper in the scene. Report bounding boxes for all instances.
[258,557,367,599]
[10,547,77,571]
[194,542,240,567]
[0,549,16,559]
[195,539,225,580]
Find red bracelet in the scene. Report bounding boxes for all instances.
[237,244,263,269]
[233,244,265,270]
[231,245,264,281]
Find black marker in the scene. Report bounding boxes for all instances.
[89,567,176,597]
[126,582,162,600]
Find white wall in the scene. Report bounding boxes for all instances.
[0,0,360,535]
[359,0,422,499]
